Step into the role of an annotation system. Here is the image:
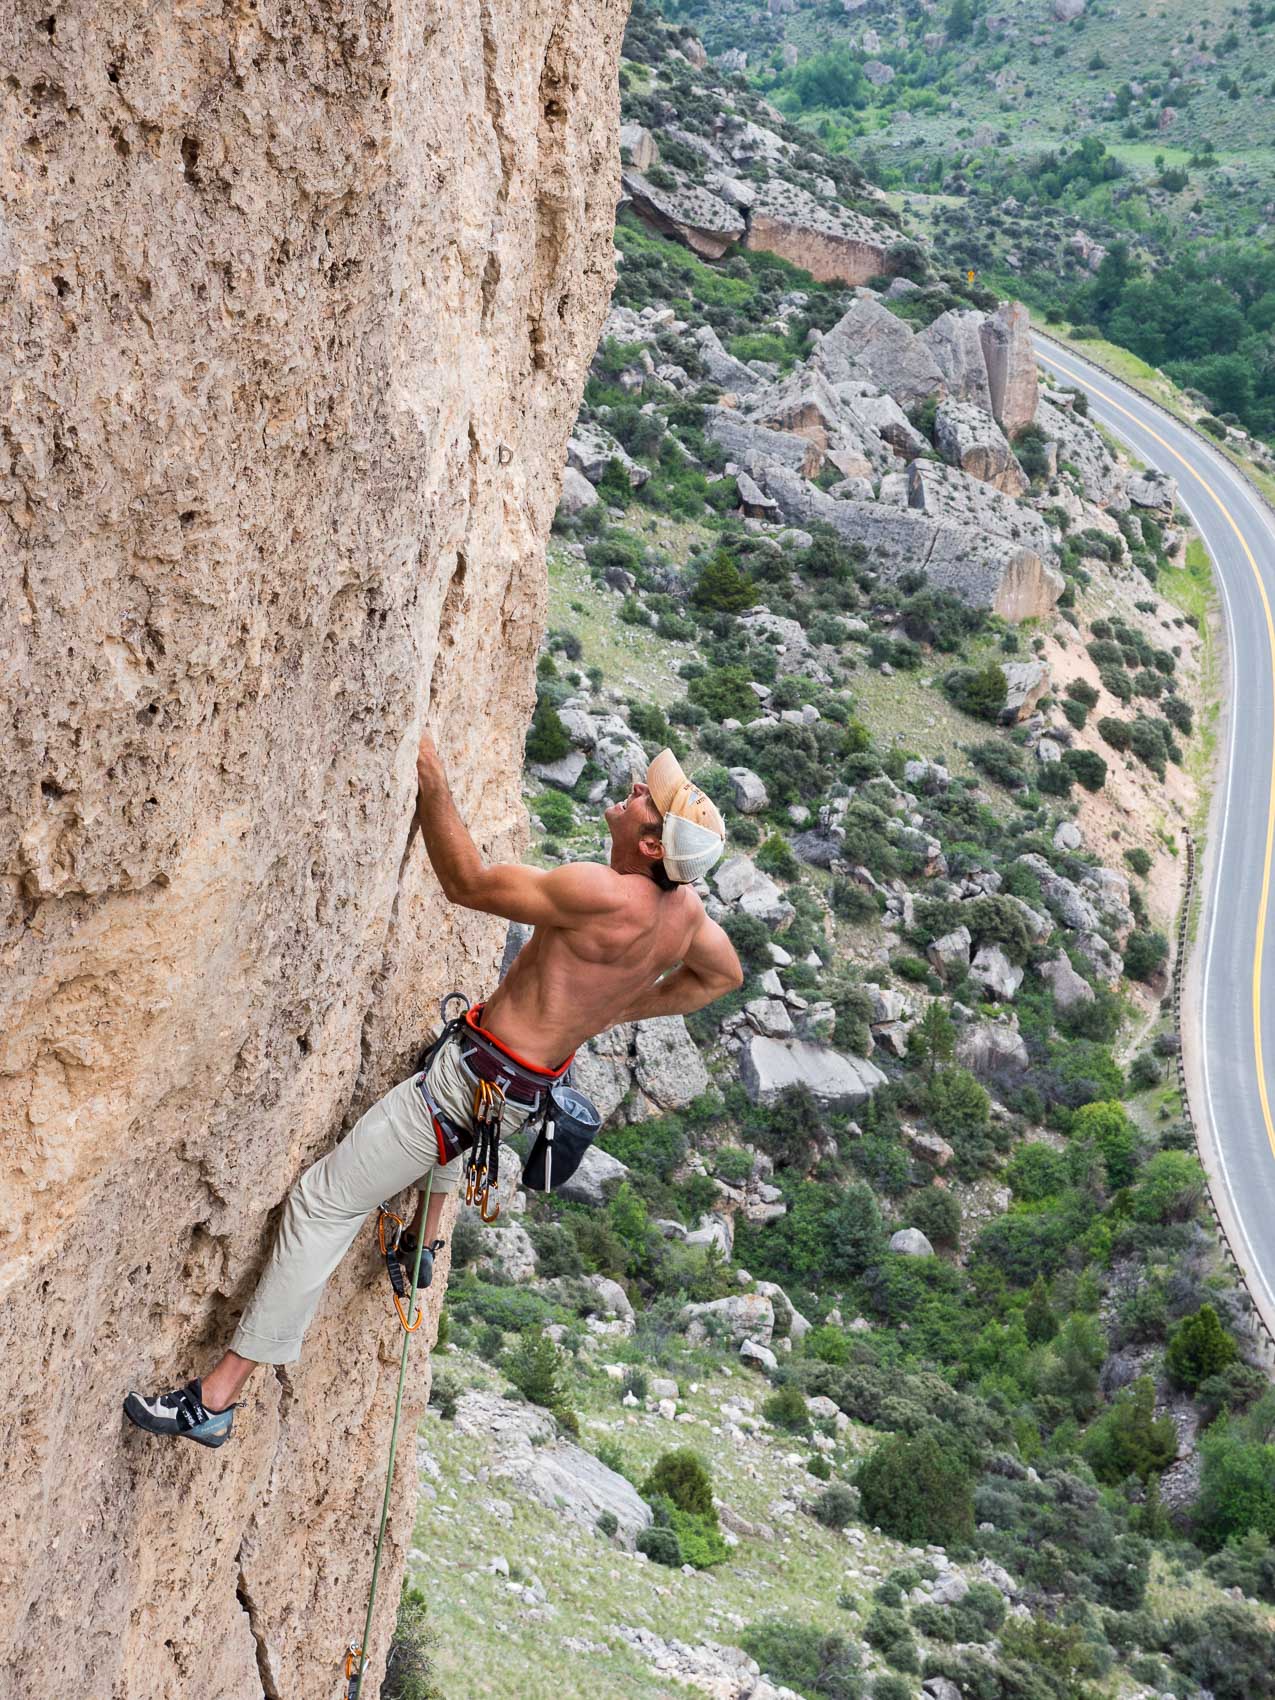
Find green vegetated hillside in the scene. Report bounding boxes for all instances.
[648,0,1275,450]
[390,19,1275,1700]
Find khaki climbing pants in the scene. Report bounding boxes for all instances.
[229,1035,535,1365]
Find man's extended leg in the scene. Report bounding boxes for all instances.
[124,1070,460,1446]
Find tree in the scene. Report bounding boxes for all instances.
[944,663,1008,721]
[642,1449,716,1518]
[1166,1304,1238,1390]
[926,1067,990,1141]
[504,1329,566,1410]
[1197,1417,1275,1549]
[946,0,974,39]
[1024,1275,1058,1344]
[1080,1376,1178,1483]
[1071,1100,1138,1189]
[911,1000,956,1078]
[857,1431,975,1547]
[692,548,756,613]
[526,694,570,762]
[1132,1149,1204,1223]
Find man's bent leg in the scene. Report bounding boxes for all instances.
[227,1075,458,1366]
[201,1349,258,1413]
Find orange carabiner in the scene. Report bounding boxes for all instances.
[479,1186,501,1224]
[344,1642,363,1698]
[377,1208,423,1333]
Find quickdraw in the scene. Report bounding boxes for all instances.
[464,1076,505,1223]
[343,1641,363,1699]
[376,1205,423,1332]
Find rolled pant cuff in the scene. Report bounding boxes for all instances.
[229,1325,304,1366]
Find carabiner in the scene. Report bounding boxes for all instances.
[440,991,470,1025]
[479,1186,501,1224]
[344,1642,363,1699]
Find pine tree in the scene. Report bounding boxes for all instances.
[1024,1275,1058,1344]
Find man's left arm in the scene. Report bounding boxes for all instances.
[415,731,614,927]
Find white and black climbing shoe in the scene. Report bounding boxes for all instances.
[123,1379,235,1448]
[396,1234,445,1290]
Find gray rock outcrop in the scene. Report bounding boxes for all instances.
[934,400,1027,493]
[969,944,1024,1001]
[739,1035,886,1109]
[813,295,947,408]
[890,1228,935,1257]
[623,168,745,259]
[956,1022,1030,1075]
[682,1293,776,1346]
[980,301,1038,432]
[556,1145,630,1206]
[744,180,902,286]
[918,309,994,411]
[706,410,824,479]
[1038,951,1095,1011]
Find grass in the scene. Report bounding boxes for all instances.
[412,1347,902,1699]
[1159,536,1222,848]
[546,544,696,711]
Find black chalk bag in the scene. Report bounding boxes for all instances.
[521,1082,602,1192]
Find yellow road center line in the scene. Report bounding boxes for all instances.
[1038,347,1275,1167]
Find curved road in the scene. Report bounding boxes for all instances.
[1031,336,1275,1342]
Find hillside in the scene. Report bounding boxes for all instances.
[393,20,1275,1700]
[641,0,1275,448]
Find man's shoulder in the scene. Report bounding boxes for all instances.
[546,858,628,908]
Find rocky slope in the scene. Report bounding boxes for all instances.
[0,3,626,1695]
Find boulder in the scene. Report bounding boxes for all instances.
[864,984,912,1025]
[1053,0,1085,17]
[1037,951,1095,1011]
[572,1023,635,1123]
[890,1228,935,1257]
[1128,468,1177,511]
[999,659,1051,724]
[739,874,796,929]
[622,169,745,260]
[927,925,972,977]
[567,421,648,487]
[863,57,895,83]
[583,1275,634,1321]
[531,750,587,790]
[813,294,946,408]
[468,1217,538,1282]
[556,1145,629,1206]
[1002,894,1053,944]
[980,301,1038,433]
[904,1126,955,1167]
[1053,820,1083,852]
[756,1281,812,1341]
[918,309,993,411]
[557,465,600,515]
[1081,867,1133,937]
[930,1571,970,1607]
[706,409,823,479]
[685,1213,734,1256]
[730,768,770,813]
[634,1015,711,1113]
[682,1293,776,1347]
[758,467,1063,621]
[833,381,929,459]
[903,460,1056,563]
[1036,392,1125,506]
[934,399,1026,494]
[1016,853,1101,932]
[746,996,795,1038]
[904,758,951,793]
[969,944,1024,1001]
[619,122,659,172]
[739,1035,887,1110]
[695,325,764,396]
[956,1021,1030,1075]
[924,1680,964,1700]
[1076,930,1124,984]
[715,855,763,903]
[742,179,902,287]
[740,1339,779,1373]
[484,1413,654,1547]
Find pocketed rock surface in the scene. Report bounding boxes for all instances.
[0,1,626,1693]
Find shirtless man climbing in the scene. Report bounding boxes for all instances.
[124,730,742,1447]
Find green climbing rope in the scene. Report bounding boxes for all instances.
[345,1173,433,1700]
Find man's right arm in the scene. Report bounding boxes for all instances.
[618,911,743,1023]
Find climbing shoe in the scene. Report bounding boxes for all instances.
[123,1378,235,1448]
[396,1234,445,1290]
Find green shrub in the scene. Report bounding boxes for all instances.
[1124,928,1169,982]
[670,1506,730,1567]
[533,789,575,835]
[757,833,799,880]
[504,1329,566,1409]
[688,665,758,722]
[382,1581,442,1700]
[811,1483,857,1530]
[808,1453,833,1480]
[1131,1150,1203,1223]
[637,1525,682,1566]
[1168,1599,1275,1700]
[765,1384,812,1434]
[907,1186,962,1249]
[741,1620,864,1700]
[944,663,1008,721]
[1063,748,1108,791]
[1097,716,1132,751]
[693,548,757,612]
[857,1431,975,1548]
[1080,1376,1178,1483]
[526,695,571,762]
[970,739,1027,789]
[863,1605,918,1673]
[642,1449,716,1519]
[1166,1304,1238,1390]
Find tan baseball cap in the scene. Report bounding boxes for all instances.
[646,749,726,884]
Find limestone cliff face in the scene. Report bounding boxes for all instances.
[0,2,625,1693]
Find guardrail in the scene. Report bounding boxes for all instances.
[1171,829,1275,1367]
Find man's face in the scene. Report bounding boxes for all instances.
[604,779,664,860]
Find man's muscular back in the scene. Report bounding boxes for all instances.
[484,865,707,1063]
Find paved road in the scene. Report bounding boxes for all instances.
[1032,335,1275,1340]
